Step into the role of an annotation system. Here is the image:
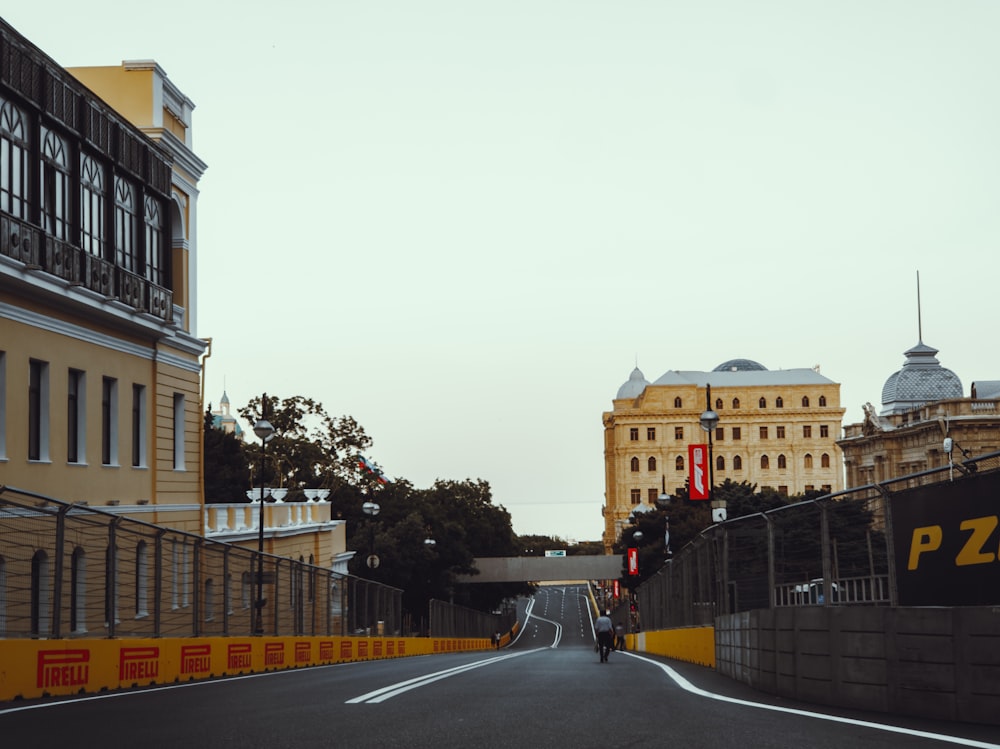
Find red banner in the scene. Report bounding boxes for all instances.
[689,443,709,500]
[627,547,639,576]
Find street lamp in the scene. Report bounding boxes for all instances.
[362,500,381,570]
[252,395,275,635]
[699,383,721,519]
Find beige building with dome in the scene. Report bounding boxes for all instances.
[838,337,1000,486]
[602,359,846,551]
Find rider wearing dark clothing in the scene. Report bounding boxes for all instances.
[594,610,614,662]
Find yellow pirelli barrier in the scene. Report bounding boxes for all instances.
[0,635,493,702]
[630,626,715,668]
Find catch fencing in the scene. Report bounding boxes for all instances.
[628,451,1000,631]
[0,484,407,639]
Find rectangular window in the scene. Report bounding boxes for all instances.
[674,426,683,440]
[732,427,741,441]
[68,369,86,463]
[805,485,815,493]
[131,384,146,468]
[776,426,785,439]
[778,486,789,496]
[629,428,639,441]
[647,488,658,504]
[173,393,186,470]
[28,359,50,461]
[646,427,656,441]
[101,377,118,465]
[820,425,829,438]
[821,484,831,493]
[759,426,768,439]
[630,489,641,505]
[803,425,812,438]
[715,426,723,441]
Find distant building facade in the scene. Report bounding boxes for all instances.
[211,390,243,439]
[838,338,1000,486]
[603,359,846,551]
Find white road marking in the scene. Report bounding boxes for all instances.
[625,652,1000,749]
[346,649,544,704]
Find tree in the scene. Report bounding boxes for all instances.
[203,409,251,502]
[238,393,373,491]
[345,478,534,622]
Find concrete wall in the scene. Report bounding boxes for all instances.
[715,607,1000,726]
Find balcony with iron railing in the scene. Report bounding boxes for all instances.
[0,212,174,324]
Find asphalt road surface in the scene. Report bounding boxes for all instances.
[2,584,997,749]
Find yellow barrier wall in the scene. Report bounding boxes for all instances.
[0,635,492,702]
[630,627,715,668]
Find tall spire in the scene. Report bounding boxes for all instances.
[916,270,923,343]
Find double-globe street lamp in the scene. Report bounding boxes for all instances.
[252,395,275,635]
[699,383,723,521]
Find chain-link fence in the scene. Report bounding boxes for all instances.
[629,451,1000,631]
[0,485,406,639]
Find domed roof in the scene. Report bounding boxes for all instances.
[713,358,767,372]
[880,340,962,415]
[616,367,650,399]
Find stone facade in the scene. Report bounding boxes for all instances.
[603,361,846,551]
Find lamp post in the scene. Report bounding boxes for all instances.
[252,395,275,635]
[362,500,381,569]
[699,383,722,520]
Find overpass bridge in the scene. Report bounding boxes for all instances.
[458,555,621,583]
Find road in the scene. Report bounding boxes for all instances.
[2,584,997,748]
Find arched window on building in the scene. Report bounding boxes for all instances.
[135,540,149,618]
[70,547,86,634]
[675,455,684,471]
[0,98,30,220]
[715,398,723,410]
[673,397,682,408]
[648,457,656,472]
[761,455,770,469]
[819,395,827,407]
[733,455,743,471]
[716,455,725,471]
[758,397,766,408]
[204,579,215,622]
[0,555,6,635]
[241,571,252,610]
[804,454,814,469]
[41,126,71,240]
[777,454,786,469]
[775,396,784,408]
[802,396,810,407]
[821,453,830,468]
[630,457,640,472]
[732,398,740,409]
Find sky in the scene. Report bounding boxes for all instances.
[6,2,1000,543]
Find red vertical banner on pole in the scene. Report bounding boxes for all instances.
[627,548,639,576]
[689,443,709,500]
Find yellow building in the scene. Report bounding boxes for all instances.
[838,338,1000,486]
[0,22,207,534]
[603,359,846,550]
[0,18,349,580]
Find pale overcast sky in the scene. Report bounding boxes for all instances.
[7,2,999,542]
